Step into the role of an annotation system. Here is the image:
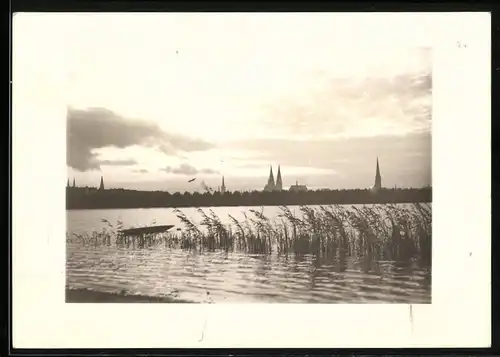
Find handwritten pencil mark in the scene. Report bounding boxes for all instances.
[199,318,208,342]
[409,304,414,335]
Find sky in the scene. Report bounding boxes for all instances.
[58,13,432,192]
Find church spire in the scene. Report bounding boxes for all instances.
[221,176,226,194]
[276,165,283,191]
[67,178,70,188]
[374,157,382,190]
[99,176,104,191]
[267,165,275,186]
[72,178,75,188]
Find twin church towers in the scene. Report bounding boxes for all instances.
[263,158,383,193]
[264,165,283,192]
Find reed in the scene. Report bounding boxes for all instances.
[67,203,432,264]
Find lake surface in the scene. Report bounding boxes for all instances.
[66,205,432,303]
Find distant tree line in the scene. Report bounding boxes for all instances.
[66,187,432,210]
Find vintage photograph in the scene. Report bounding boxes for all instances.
[65,14,432,304]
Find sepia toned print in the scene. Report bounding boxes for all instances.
[65,14,432,304]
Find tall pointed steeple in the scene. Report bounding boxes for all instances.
[275,165,283,191]
[264,165,276,192]
[374,157,382,190]
[220,176,226,194]
[99,176,104,191]
[72,178,75,188]
[67,179,70,188]
[267,165,275,186]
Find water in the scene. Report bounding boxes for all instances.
[66,205,432,303]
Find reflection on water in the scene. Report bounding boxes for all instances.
[66,207,431,303]
[66,244,431,303]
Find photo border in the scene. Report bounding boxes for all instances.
[9,2,494,354]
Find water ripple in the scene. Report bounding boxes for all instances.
[66,244,431,303]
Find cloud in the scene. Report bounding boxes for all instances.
[67,107,215,171]
[99,159,137,166]
[162,163,219,176]
[261,67,432,138]
[132,168,149,174]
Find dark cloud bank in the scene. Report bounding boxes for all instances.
[67,107,214,171]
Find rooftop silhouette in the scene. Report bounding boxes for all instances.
[66,158,431,209]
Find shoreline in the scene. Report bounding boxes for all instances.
[66,201,432,211]
[65,288,194,303]
[67,188,432,210]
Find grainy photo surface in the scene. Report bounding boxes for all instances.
[65,14,432,304]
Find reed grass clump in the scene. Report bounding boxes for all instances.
[67,203,431,263]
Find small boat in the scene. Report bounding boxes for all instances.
[118,225,175,237]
